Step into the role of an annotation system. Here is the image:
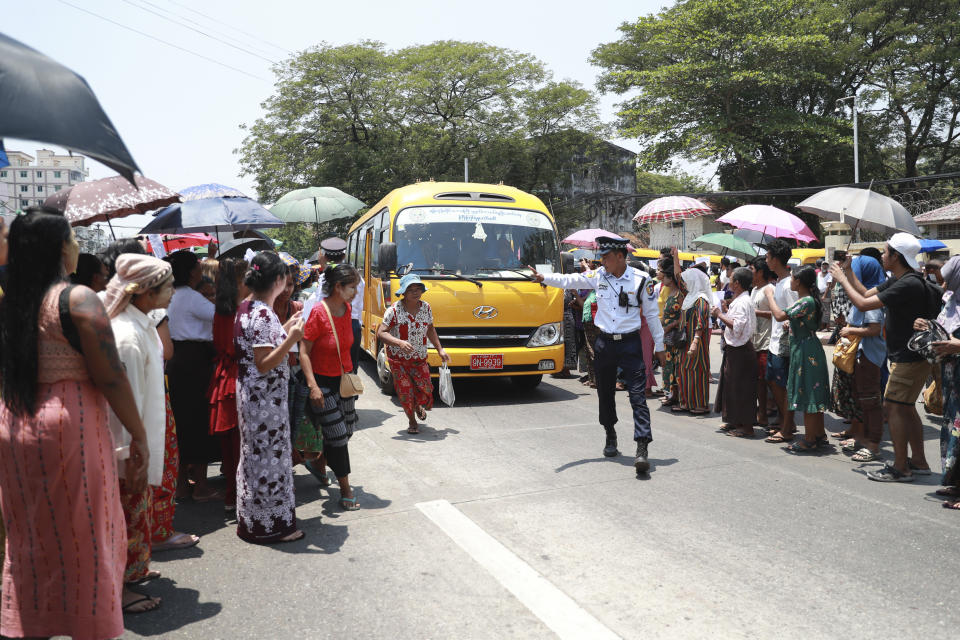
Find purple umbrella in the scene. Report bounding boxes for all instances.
[716,205,817,243]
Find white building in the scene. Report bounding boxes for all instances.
[648,214,725,251]
[0,149,88,214]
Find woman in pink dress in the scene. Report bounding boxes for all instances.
[0,210,151,637]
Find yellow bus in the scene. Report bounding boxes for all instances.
[346,181,565,391]
[791,248,825,265]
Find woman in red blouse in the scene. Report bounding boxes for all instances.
[300,264,362,510]
[377,274,449,434]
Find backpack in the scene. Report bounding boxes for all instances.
[904,272,945,320]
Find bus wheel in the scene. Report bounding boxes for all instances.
[511,374,542,390]
[377,344,396,395]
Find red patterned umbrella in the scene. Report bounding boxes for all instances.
[143,233,217,254]
[44,175,181,227]
[633,196,711,223]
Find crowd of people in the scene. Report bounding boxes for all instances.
[0,207,452,638]
[563,235,958,497]
[1,204,959,639]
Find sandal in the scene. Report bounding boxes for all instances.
[941,500,960,510]
[152,532,199,553]
[935,486,960,497]
[866,465,914,483]
[830,430,852,439]
[407,424,420,434]
[123,594,161,614]
[851,448,880,462]
[726,429,754,438]
[340,496,360,511]
[785,438,820,454]
[765,433,794,443]
[415,405,427,421]
[840,438,859,452]
[671,406,689,413]
[276,530,305,543]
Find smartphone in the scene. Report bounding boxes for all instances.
[834,249,847,263]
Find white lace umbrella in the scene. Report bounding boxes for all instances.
[796,187,919,235]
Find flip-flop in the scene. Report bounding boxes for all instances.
[765,433,794,443]
[407,425,420,434]
[152,532,200,552]
[122,594,161,614]
[726,430,754,438]
[941,500,960,510]
[340,496,360,511]
[128,570,161,584]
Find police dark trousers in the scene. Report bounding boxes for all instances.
[594,330,652,442]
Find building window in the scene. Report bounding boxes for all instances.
[936,223,960,239]
[36,200,43,206]
[54,185,62,192]
[19,171,27,178]
[0,171,6,178]
[36,185,43,193]
[20,199,29,208]
[19,185,28,192]
[54,171,62,178]
[35,171,42,178]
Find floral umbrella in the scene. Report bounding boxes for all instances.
[562,228,634,250]
[43,175,181,234]
[633,196,711,223]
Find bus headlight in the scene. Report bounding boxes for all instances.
[526,322,562,347]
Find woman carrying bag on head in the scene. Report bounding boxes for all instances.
[300,263,363,510]
[377,274,450,434]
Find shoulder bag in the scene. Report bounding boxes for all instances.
[321,300,364,398]
[831,335,860,374]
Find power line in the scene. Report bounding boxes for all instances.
[164,0,293,55]
[55,0,270,81]
[138,0,281,60]
[119,0,278,64]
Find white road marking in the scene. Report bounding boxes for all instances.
[416,499,621,640]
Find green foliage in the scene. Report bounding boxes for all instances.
[237,40,608,210]
[636,170,709,194]
[592,0,960,188]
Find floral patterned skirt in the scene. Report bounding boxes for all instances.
[830,368,861,421]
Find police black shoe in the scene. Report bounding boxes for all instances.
[634,441,650,475]
[603,428,619,457]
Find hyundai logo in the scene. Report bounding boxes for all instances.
[473,305,499,319]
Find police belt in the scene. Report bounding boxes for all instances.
[597,329,640,342]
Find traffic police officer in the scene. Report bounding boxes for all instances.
[531,237,665,474]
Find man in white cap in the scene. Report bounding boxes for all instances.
[530,237,666,475]
[830,232,941,482]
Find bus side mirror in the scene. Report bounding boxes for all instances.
[560,252,575,274]
[378,242,397,276]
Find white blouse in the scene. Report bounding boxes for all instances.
[109,304,167,486]
[168,286,215,341]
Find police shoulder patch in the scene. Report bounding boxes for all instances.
[645,281,656,297]
[585,271,596,278]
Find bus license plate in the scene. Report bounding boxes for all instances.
[470,354,503,370]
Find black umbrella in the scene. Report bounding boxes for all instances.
[217,237,274,259]
[0,33,139,184]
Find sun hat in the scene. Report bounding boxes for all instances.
[395,273,428,296]
[294,264,311,286]
[887,232,921,271]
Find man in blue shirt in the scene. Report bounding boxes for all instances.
[531,237,666,475]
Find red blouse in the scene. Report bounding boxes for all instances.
[304,301,353,377]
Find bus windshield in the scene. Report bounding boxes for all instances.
[394,206,560,278]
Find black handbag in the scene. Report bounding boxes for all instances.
[908,319,951,363]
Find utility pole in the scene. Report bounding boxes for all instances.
[464,158,469,183]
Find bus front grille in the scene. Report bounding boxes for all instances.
[435,326,534,349]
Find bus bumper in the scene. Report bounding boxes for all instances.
[424,345,564,377]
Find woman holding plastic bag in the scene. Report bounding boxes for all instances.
[377,274,450,434]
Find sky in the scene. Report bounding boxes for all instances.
[4,0,679,233]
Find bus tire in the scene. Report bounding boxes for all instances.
[511,374,542,390]
[376,343,396,395]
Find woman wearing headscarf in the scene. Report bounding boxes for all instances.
[105,254,183,613]
[920,256,960,509]
[832,256,886,462]
[0,210,149,638]
[675,266,712,414]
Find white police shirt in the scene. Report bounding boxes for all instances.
[541,266,665,352]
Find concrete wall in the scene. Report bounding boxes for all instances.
[648,215,725,250]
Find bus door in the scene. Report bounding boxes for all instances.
[362,228,374,352]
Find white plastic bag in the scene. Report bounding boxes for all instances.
[438,364,455,406]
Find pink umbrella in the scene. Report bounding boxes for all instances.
[143,233,217,254]
[633,196,711,223]
[562,228,634,250]
[716,205,817,243]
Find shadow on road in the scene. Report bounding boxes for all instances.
[391,425,461,441]
[554,456,678,472]
[354,407,394,431]
[121,577,221,636]
[319,484,391,520]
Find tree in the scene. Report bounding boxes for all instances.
[635,170,709,194]
[237,41,607,216]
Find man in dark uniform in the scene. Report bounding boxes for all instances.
[530,237,666,475]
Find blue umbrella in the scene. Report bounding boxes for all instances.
[919,239,947,253]
[178,183,247,201]
[140,197,283,234]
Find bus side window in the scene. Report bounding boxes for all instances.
[348,233,358,267]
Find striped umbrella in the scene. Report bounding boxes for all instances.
[633,196,711,223]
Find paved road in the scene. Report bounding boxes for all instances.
[125,340,960,639]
